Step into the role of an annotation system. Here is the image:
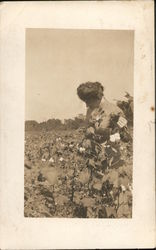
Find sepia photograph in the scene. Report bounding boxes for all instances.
[0,1,155,249]
[25,28,134,218]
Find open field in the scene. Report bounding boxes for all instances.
[24,128,133,218]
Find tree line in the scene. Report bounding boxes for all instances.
[25,115,86,131]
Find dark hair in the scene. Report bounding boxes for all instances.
[77,81,104,103]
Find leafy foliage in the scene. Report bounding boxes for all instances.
[24,94,133,218]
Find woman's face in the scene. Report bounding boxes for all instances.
[86,97,102,109]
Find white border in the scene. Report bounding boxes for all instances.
[0,1,155,249]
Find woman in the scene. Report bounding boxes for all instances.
[77,81,127,144]
[76,82,132,218]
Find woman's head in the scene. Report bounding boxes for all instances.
[77,81,104,108]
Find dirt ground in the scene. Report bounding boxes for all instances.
[24,129,133,218]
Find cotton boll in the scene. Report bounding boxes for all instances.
[110,134,116,142]
[49,157,55,163]
[59,157,64,162]
[117,117,127,128]
[79,147,86,153]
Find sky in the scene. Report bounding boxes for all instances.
[25,29,134,122]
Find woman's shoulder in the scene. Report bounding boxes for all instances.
[100,98,123,115]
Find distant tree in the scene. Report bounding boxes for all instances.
[74,116,86,128]
[25,120,39,131]
[64,119,78,130]
[39,121,47,131]
[46,119,62,130]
